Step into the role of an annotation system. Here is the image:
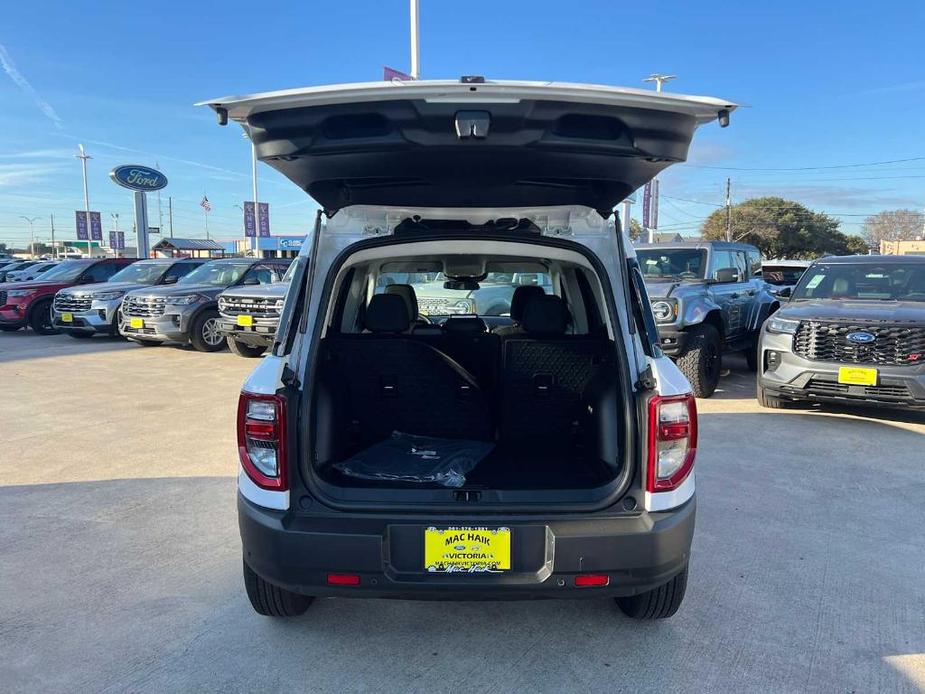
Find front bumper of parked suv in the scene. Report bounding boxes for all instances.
[52,298,121,335]
[759,329,925,409]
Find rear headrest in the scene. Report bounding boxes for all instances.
[442,316,488,335]
[522,294,569,336]
[509,285,546,322]
[365,294,410,333]
[384,284,418,321]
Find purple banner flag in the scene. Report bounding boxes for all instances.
[75,211,89,240]
[651,180,659,230]
[257,202,270,237]
[89,211,103,241]
[243,201,256,238]
[641,183,652,229]
[383,66,414,81]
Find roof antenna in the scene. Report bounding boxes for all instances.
[642,74,677,92]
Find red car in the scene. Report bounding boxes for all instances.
[0,258,137,334]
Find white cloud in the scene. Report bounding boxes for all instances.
[0,163,67,188]
[0,42,63,129]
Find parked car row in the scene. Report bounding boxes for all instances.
[0,256,293,356]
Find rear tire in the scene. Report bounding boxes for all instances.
[744,342,759,372]
[243,560,313,617]
[189,309,225,352]
[28,299,58,335]
[615,566,688,620]
[676,324,721,398]
[227,337,267,358]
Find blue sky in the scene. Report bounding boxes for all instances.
[1,0,924,249]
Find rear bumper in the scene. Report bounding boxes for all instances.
[218,316,279,347]
[239,494,695,599]
[759,331,925,409]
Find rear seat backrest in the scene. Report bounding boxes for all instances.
[500,294,611,446]
[438,316,500,390]
[493,285,545,337]
[322,294,492,447]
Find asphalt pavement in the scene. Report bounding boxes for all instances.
[2,332,924,693]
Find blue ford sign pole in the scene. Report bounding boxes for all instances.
[109,165,168,259]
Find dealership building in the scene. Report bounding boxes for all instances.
[221,235,306,259]
[880,239,925,255]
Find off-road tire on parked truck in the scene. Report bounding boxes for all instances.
[227,337,266,358]
[243,561,313,617]
[675,324,721,398]
[28,298,58,335]
[615,565,688,619]
[189,309,226,352]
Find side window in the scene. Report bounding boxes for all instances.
[82,262,122,282]
[732,252,749,281]
[709,250,734,278]
[747,250,762,278]
[272,264,290,281]
[164,263,199,282]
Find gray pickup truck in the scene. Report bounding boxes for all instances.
[217,265,294,357]
[636,241,779,397]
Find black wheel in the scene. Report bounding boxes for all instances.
[189,309,226,352]
[243,560,313,617]
[28,299,58,335]
[227,337,266,358]
[757,383,790,409]
[0,325,21,332]
[67,332,94,339]
[676,324,721,398]
[615,566,688,620]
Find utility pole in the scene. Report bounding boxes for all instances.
[725,177,732,242]
[155,161,164,235]
[643,73,677,92]
[76,144,93,258]
[410,0,420,79]
[20,216,39,257]
[50,214,56,259]
[168,196,174,237]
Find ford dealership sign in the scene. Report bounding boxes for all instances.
[109,165,168,192]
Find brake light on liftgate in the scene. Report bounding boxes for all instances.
[647,395,697,492]
[237,393,288,490]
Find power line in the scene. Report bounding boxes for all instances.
[687,155,925,172]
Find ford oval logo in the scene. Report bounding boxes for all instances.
[109,165,168,192]
[846,331,876,344]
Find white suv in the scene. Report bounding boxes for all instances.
[201,78,736,619]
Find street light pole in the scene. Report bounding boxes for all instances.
[20,216,39,257]
[76,144,93,258]
[410,0,421,79]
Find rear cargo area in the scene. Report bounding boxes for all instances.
[311,292,626,492]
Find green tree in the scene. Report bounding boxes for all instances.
[843,235,871,255]
[701,197,849,258]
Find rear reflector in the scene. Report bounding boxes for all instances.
[327,573,360,586]
[574,574,610,587]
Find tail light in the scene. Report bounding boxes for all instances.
[237,392,288,490]
[646,394,697,492]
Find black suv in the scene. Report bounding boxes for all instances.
[758,255,925,410]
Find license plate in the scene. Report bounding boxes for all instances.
[129,317,144,329]
[838,366,878,386]
[237,314,253,327]
[424,526,511,573]
[61,312,73,323]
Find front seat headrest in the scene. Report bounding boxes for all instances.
[384,284,419,321]
[442,316,488,334]
[832,277,853,296]
[522,294,569,336]
[365,294,410,333]
[509,285,546,323]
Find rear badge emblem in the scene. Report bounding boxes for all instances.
[846,331,876,344]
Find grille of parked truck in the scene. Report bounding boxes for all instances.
[636,241,779,397]
[199,77,738,619]
[53,258,207,338]
[758,255,925,410]
[120,258,290,351]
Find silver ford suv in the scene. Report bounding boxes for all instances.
[120,258,289,351]
[53,258,205,338]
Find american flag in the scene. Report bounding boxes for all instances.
[200,195,212,212]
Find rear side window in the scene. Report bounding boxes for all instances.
[82,262,123,282]
[164,262,200,282]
